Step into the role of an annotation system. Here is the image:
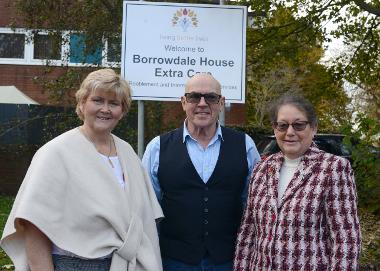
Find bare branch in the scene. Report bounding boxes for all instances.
[352,0,380,16]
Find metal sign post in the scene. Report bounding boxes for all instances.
[137,100,144,158]
[137,0,144,158]
[218,0,225,126]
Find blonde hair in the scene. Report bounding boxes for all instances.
[75,69,132,120]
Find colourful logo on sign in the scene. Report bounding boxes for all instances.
[172,8,198,32]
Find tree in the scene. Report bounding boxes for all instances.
[241,0,379,123]
[244,6,350,130]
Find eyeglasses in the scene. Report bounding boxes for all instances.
[184,92,221,104]
[272,121,310,132]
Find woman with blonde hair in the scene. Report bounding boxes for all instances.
[1,68,163,271]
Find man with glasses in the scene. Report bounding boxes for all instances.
[142,74,260,271]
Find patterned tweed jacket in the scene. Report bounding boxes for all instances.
[233,144,361,271]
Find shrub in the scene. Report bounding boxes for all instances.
[342,114,380,215]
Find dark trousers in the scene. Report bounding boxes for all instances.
[163,256,233,271]
[52,254,112,271]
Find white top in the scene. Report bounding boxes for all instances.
[52,153,124,257]
[278,156,301,203]
[100,154,125,189]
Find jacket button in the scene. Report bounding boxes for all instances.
[205,231,209,236]
[205,187,209,191]
[204,197,208,202]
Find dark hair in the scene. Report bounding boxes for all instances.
[269,94,318,127]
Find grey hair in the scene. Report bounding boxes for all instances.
[269,94,318,127]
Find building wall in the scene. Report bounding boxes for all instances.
[0,65,67,104]
[226,103,246,125]
[0,0,22,27]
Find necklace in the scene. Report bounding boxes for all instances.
[107,136,116,168]
[80,127,115,168]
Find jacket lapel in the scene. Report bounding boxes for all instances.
[266,153,283,210]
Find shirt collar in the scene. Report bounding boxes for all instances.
[182,120,224,143]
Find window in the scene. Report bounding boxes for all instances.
[0,33,25,58]
[0,28,120,66]
[33,34,61,60]
[69,33,102,65]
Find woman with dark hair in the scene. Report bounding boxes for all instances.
[233,95,361,270]
[1,69,163,271]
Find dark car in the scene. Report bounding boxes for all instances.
[259,134,352,160]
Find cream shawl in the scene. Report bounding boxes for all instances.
[0,128,163,271]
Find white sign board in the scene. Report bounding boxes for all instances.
[122,1,246,103]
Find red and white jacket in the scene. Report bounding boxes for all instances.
[234,144,361,271]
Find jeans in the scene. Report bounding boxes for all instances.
[52,254,112,271]
[163,256,233,271]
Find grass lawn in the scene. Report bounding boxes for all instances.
[0,196,379,270]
